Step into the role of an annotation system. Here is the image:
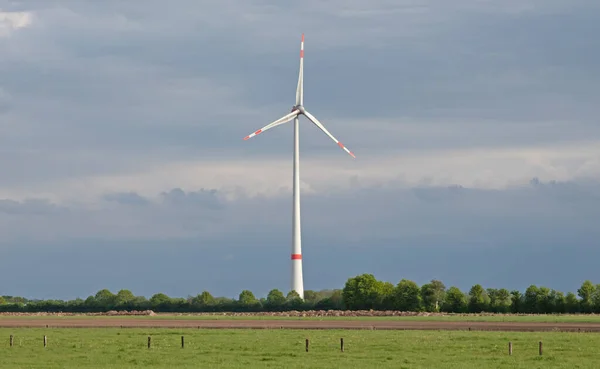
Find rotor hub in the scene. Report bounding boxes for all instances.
[291,105,305,114]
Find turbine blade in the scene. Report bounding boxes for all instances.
[243,110,299,140]
[303,110,356,158]
[295,33,304,106]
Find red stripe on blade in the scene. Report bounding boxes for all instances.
[291,254,302,260]
[254,129,262,135]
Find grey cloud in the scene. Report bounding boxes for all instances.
[8,177,599,243]
[0,0,598,190]
[159,188,223,210]
[1,178,600,298]
[102,191,149,206]
[0,198,66,215]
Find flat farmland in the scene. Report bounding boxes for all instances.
[2,313,600,331]
[2,327,599,368]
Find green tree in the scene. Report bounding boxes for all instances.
[303,290,318,304]
[578,280,596,313]
[379,282,395,310]
[421,280,446,312]
[537,287,552,313]
[330,290,344,305]
[195,291,215,306]
[591,284,600,313]
[442,286,467,313]
[342,274,388,310]
[84,295,96,310]
[131,296,149,310]
[285,291,303,309]
[468,284,490,312]
[493,288,512,313]
[4,296,27,304]
[238,290,258,307]
[286,291,301,300]
[266,289,286,309]
[94,289,116,309]
[486,288,501,312]
[510,290,523,313]
[115,289,135,306]
[394,279,422,311]
[549,289,566,313]
[65,298,84,312]
[169,297,187,311]
[316,290,344,310]
[523,285,540,313]
[565,292,579,313]
[4,276,599,314]
[149,293,171,308]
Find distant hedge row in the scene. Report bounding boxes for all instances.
[2,275,599,314]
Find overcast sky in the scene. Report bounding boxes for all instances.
[0,0,599,300]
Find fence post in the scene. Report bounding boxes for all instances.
[305,338,309,352]
[181,336,184,348]
[148,336,151,349]
[340,338,344,352]
[10,335,13,347]
[43,335,47,348]
[508,341,512,355]
[539,341,542,356]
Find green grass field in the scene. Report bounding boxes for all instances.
[1,328,598,368]
[4,313,600,323]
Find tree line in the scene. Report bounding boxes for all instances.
[2,274,600,314]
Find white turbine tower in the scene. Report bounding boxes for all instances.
[243,34,355,299]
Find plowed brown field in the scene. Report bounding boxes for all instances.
[2,317,600,332]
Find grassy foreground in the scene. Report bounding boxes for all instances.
[1,328,599,368]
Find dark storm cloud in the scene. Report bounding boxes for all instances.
[1,178,600,299]
[1,0,598,163]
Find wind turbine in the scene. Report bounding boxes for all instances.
[243,34,355,299]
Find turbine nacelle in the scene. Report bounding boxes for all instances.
[291,105,306,114]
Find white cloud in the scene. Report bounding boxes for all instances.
[4,135,594,205]
[0,10,32,37]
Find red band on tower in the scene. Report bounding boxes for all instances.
[291,254,302,260]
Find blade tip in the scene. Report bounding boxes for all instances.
[243,136,249,140]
